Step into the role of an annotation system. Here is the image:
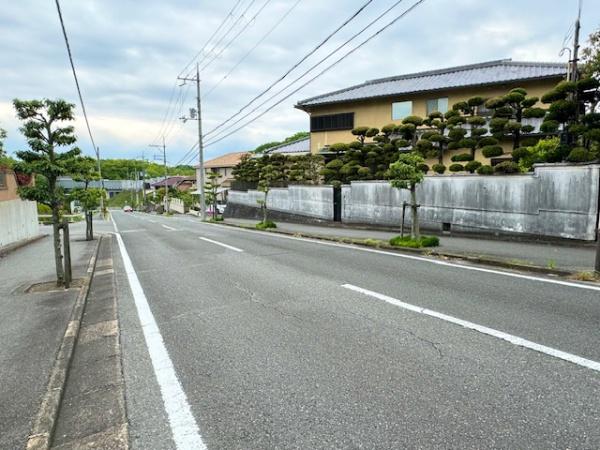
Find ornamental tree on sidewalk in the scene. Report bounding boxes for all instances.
[388,152,425,239]
[13,99,81,285]
[68,155,104,241]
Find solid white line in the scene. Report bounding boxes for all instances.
[111,215,206,449]
[148,219,157,223]
[195,222,600,292]
[199,236,244,252]
[162,224,177,231]
[120,229,145,233]
[342,283,600,373]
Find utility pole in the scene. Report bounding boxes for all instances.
[571,0,582,83]
[96,146,105,218]
[141,151,147,207]
[178,63,206,220]
[149,136,168,213]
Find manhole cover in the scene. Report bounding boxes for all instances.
[25,278,85,293]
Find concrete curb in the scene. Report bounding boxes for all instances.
[25,236,103,450]
[0,234,48,257]
[218,221,579,278]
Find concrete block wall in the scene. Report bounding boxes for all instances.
[227,185,334,220]
[227,164,600,240]
[0,199,40,248]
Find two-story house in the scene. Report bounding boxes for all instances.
[295,59,566,167]
[196,152,248,189]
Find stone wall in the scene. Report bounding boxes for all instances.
[227,164,600,241]
[0,199,40,248]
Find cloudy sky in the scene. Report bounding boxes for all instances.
[1,0,598,165]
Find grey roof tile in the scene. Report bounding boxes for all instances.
[265,137,310,154]
[296,59,566,108]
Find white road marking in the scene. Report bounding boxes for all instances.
[148,219,157,223]
[342,283,600,373]
[162,224,177,231]
[199,237,244,252]
[120,229,145,233]
[111,215,207,449]
[196,222,600,292]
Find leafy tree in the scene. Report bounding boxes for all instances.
[388,152,425,239]
[485,88,545,149]
[204,171,219,220]
[257,163,282,225]
[68,155,105,240]
[13,99,81,285]
[421,112,450,163]
[581,26,600,80]
[0,126,6,158]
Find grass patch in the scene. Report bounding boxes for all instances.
[389,235,440,248]
[572,271,599,282]
[256,220,277,230]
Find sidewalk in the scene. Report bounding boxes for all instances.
[0,221,107,449]
[224,218,595,272]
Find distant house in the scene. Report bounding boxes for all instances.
[150,176,187,191]
[295,59,567,167]
[196,152,248,189]
[263,137,310,156]
[0,167,39,249]
[58,177,143,198]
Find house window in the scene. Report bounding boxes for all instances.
[310,112,354,132]
[426,97,448,115]
[392,101,412,120]
[0,171,6,189]
[476,104,493,117]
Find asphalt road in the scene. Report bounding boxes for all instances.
[111,211,600,449]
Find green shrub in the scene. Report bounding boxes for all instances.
[566,147,592,162]
[478,136,498,147]
[494,161,521,173]
[432,163,446,174]
[389,235,440,248]
[256,220,277,230]
[540,120,560,133]
[37,203,52,214]
[418,163,429,173]
[481,145,504,158]
[451,153,474,162]
[464,160,482,173]
[511,147,530,162]
[477,165,494,175]
[449,163,464,172]
[325,159,343,170]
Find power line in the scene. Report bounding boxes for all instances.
[54,0,97,156]
[204,0,408,145]
[203,0,302,100]
[201,0,426,151]
[203,0,375,140]
[198,0,272,73]
[178,0,245,78]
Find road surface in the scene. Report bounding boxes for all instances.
[111,211,600,449]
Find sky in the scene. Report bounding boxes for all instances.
[0,0,598,166]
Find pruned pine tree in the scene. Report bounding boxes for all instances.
[388,152,425,239]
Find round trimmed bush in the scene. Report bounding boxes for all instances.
[481,145,504,158]
[357,167,371,177]
[432,163,446,174]
[464,160,482,173]
[348,141,363,150]
[449,163,464,172]
[451,153,474,162]
[478,136,498,147]
[325,159,343,170]
[566,147,592,162]
[493,161,521,173]
[477,165,494,175]
[418,163,430,173]
[511,147,531,162]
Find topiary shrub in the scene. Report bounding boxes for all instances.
[464,160,482,173]
[449,163,464,172]
[511,147,531,162]
[418,163,429,173]
[493,161,521,174]
[348,141,363,150]
[566,147,592,162]
[481,145,504,158]
[432,163,446,174]
[477,165,494,175]
[357,166,371,178]
[451,153,474,162]
[37,203,52,214]
[478,136,498,147]
[325,158,343,170]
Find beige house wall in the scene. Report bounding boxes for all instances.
[306,79,560,164]
[0,168,21,202]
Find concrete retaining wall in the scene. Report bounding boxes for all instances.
[227,185,334,220]
[0,199,40,248]
[227,164,600,240]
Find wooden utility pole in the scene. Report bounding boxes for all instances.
[149,136,168,213]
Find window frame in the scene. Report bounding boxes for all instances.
[310,112,354,132]
[391,101,413,121]
[426,97,449,116]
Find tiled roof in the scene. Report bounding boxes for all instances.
[150,176,185,188]
[198,152,248,169]
[296,59,566,109]
[264,137,310,155]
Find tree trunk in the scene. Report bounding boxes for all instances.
[263,192,269,223]
[86,211,93,240]
[410,185,420,240]
[52,206,65,285]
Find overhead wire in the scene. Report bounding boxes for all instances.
[200,0,426,152]
[203,0,408,145]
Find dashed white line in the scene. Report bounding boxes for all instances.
[199,236,243,252]
[195,222,600,292]
[162,224,177,231]
[111,215,207,449]
[342,283,600,373]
